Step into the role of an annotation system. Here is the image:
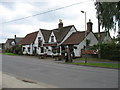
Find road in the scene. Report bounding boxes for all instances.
[2,54,118,88]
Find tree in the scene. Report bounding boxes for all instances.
[95,2,120,58]
[95,2,120,32]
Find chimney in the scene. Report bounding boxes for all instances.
[14,35,16,39]
[58,19,63,28]
[87,19,93,32]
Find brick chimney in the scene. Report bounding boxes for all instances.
[87,19,93,32]
[58,19,63,28]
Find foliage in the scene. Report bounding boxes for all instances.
[95,2,120,32]
[90,43,120,60]
[13,45,23,55]
[52,50,56,54]
[61,50,67,54]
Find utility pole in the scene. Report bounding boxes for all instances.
[81,11,87,63]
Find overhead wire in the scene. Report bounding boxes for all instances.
[1,1,89,24]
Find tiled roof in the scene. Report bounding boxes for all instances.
[94,32,107,41]
[40,29,52,42]
[19,31,38,45]
[62,31,87,45]
[15,37,23,44]
[40,25,75,43]
[53,25,74,43]
[5,39,15,44]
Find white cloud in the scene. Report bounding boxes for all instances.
[0,0,118,43]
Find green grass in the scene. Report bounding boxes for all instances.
[74,58,117,61]
[3,53,17,56]
[66,62,120,69]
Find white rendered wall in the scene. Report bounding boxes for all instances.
[74,32,98,57]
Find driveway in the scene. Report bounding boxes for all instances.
[2,54,118,88]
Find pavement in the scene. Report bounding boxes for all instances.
[2,72,57,88]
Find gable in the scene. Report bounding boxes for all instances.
[48,31,57,43]
[53,25,75,43]
[85,32,98,46]
[94,32,112,43]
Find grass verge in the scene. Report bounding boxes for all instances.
[74,58,118,62]
[3,53,17,56]
[66,62,120,69]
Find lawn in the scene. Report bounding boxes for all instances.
[3,53,17,56]
[74,58,115,61]
[66,62,120,69]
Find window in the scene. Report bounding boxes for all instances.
[11,41,15,45]
[51,36,54,42]
[38,37,41,40]
[23,47,25,51]
[41,47,44,53]
[38,37,42,47]
[28,47,30,52]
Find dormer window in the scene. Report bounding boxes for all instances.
[38,37,42,47]
[11,41,15,45]
[38,37,41,40]
[51,36,54,42]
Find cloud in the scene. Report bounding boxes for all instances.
[0,0,117,43]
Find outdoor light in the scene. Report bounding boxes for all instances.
[81,11,84,13]
[81,10,87,63]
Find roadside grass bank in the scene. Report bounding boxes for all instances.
[2,53,17,56]
[66,62,120,69]
[74,58,118,62]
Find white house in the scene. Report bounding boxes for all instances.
[62,19,112,57]
[19,31,39,55]
[62,31,98,57]
[19,19,112,57]
[19,20,77,56]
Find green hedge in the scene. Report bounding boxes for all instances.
[91,43,120,60]
[100,43,120,60]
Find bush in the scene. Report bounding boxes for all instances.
[91,43,120,61]
[100,43,120,60]
[13,45,23,55]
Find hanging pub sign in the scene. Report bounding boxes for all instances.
[38,40,42,47]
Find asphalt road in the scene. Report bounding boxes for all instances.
[2,54,118,88]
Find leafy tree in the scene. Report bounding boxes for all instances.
[95,2,120,32]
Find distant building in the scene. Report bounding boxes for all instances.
[4,35,23,50]
[0,43,5,53]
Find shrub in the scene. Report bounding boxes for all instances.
[91,43,120,61]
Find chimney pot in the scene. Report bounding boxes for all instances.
[58,19,63,28]
[14,35,16,38]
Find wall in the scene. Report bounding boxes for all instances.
[74,32,98,57]
[22,44,33,55]
[48,32,57,43]
[33,30,45,55]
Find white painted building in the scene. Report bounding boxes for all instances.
[19,19,112,57]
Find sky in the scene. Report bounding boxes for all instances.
[0,0,118,43]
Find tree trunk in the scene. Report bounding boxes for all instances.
[98,2,101,59]
[65,45,72,62]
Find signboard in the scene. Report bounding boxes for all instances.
[43,43,57,46]
[81,50,98,55]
